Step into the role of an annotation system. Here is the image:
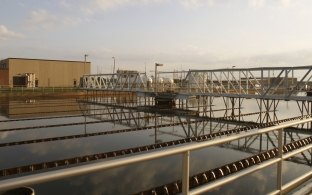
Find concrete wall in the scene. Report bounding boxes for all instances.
[0,69,9,86]
[0,59,9,86]
[6,58,91,87]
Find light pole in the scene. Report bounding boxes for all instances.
[83,54,88,133]
[154,63,163,144]
[84,54,88,75]
[155,63,163,94]
[112,57,115,74]
[231,66,236,89]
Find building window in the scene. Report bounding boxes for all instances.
[0,63,7,69]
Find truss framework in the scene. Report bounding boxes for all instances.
[82,66,312,100]
[82,71,149,91]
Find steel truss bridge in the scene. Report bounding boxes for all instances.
[82,66,312,128]
[82,66,312,125]
[82,66,312,100]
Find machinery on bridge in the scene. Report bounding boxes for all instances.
[82,65,312,101]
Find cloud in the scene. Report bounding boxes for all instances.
[26,9,86,30]
[26,9,58,30]
[248,0,294,8]
[279,0,292,7]
[249,0,266,8]
[179,0,215,9]
[94,0,130,10]
[180,45,210,56]
[93,0,215,10]
[0,25,23,40]
[59,0,168,15]
[59,0,296,16]
[203,48,312,68]
[94,0,166,10]
[62,16,87,26]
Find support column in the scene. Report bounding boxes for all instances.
[277,128,283,194]
[231,97,235,120]
[182,151,190,195]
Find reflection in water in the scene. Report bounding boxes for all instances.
[0,98,82,119]
[0,97,311,194]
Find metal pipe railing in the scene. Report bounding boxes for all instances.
[0,116,311,194]
[191,158,281,195]
[269,171,312,195]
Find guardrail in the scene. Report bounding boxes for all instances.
[0,116,311,194]
[0,86,81,94]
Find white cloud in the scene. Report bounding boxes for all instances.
[179,0,215,9]
[249,0,295,8]
[26,9,86,30]
[207,48,312,68]
[62,16,88,26]
[94,0,127,10]
[92,0,215,10]
[249,0,266,8]
[180,45,210,56]
[59,0,168,14]
[58,0,296,15]
[179,0,294,9]
[60,0,72,8]
[0,25,23,40]
[279,0,292,7]
[94,0,167,10]
[26,9,58,30]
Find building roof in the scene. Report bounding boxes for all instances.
[2,57,91,63]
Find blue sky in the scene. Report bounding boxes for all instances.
[1,0,312,73]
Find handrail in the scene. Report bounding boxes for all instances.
[269,171,312,195]
[191,158,281,195]
[81,65,312,100]
[0,86,81,94]
[0,116,311,194]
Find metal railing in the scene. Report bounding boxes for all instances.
[82,66,312,101]
[0,116,311,194]
[0,86,81,94]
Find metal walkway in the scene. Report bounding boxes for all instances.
[81,66,312,101]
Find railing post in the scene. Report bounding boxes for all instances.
[277,128,283,194]
[182,151,190,195]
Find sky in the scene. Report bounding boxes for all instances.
[1,0,312,74]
